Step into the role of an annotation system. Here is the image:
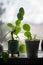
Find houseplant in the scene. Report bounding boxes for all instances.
[19,43,26,58]
[23,24,40,58]
[2,52,9,63]
[19,43,26,53]
[7,7,25,57]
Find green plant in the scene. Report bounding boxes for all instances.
[19,43,26,53]
[2,52,9,63]
[23,24,37,40]
[23,24,32,40]
[7,7,25,40]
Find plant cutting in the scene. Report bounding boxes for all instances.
[23,22,40,58]
[7,7,25,57]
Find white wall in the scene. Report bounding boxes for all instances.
[31,24,43,39]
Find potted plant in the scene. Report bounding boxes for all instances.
[19,43,26,58]
[7,7,25,57]
[2,52,9,63]
[23,23,40,58]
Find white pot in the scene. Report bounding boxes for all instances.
[19,53,27,58]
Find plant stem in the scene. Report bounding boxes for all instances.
[11,31,14,40]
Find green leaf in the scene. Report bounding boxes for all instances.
[23,24,30,31]
[7,23,14,28]
[17,13,23,20]
[7,23,15,31]
[15,20,21,26]
[24,31,32,40]
[17,7,25,20]
[19,7,25,15]
[13,27,21,35]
